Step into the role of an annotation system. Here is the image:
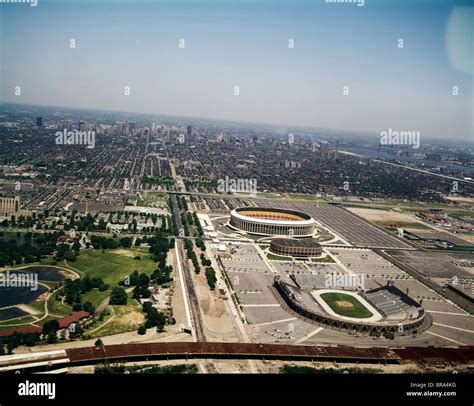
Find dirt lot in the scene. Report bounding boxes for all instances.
[347,208,423,223]
[113,249,137,258]
[120,311,144,325]
[193,271,238,342]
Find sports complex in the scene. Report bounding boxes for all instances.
[229,207,316,237]
[274,276,430,338]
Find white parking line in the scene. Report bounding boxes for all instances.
[294,327,324,344]
[433,323,474,334]
[241,304,281,308]
[253,317,297,327]
[428,310,468,316]
[426,331,464,345]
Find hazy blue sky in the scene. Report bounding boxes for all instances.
[0,0,472,139]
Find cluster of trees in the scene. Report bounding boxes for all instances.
[184,239,200,274]
[205,267,217,290]
[66,213,107,232]
[42,320,60,343]
[62,276,108,312]
[0,215,36,229]
[119,270,152,299]
[150,248,173,285]
[54,242,80,262]
[90,235,132,250]
[184,178,218,189]
[195,238,206,251]
[139,301,167,333]
[0,332,41,355]
[180,213,190,236]
[95,363,197,374]
[109,286,128,305]
[166,197,183,237]
[0,240,42,266]
[0,231,63,266]
[192,212,203,236]
[145,233,173,262]
[140,176,174,187]
[176,195,188,212]
[200,253,212,267]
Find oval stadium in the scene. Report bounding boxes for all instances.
[229,207,316,237]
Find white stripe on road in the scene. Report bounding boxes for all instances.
[294,327,324,344]
[426,331,464,345]
[241,304,281,308]
[253,317,297,327]
[427,310,468,316]
[433,323,474,334]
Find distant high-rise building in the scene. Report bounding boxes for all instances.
[36,117,43,127]
[116,122,124,136]
[187,125,192,136]
[320,141,329,156]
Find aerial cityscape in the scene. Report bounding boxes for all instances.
[0,0,473,402]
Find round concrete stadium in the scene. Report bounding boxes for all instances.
[270,238,322,257]
[229,207,316,237]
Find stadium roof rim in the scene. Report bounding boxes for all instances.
[271,238,322,248]
[232,207,316,226]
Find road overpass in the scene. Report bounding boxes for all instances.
[1,342,472,373]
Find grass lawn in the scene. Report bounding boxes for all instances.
[47,290,73,317]
[311,256,335,263]
[81,289,110,308]
[377,221,431,230]
[86,293,144,338]
[27,300,46,314]
[266,253,292,261]
[320,292,373,319]
[0,316,38,330]
[65,247,157,285]
[0,247,157,329]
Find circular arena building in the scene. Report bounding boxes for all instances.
[270,238,322,257]
[229,207,316,237]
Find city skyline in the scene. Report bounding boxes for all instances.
[1,0,473,140]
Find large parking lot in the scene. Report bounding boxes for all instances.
[387,250,474,279]
[256,201,411,249]
[219,243,474,347]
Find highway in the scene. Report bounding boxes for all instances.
[1,342,473,373]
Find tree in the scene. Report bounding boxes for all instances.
[119,237,132,248]
[83,301,96,314]
[46,331,57,344]
[42,320,60,335]
[109,286,128,305]
[72,303,83,311]
[94,338,104,348]
[137,325,147,335]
